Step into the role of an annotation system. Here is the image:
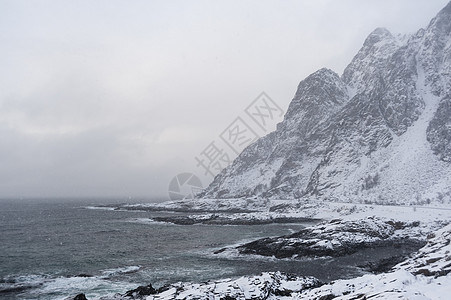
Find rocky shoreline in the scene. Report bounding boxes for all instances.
[66,213,451,300]
[150,214,320,226]
[98,198,269,214]
[81,198,451,300]
[67,221,451,300]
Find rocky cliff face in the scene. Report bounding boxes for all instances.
[201,2,451,204]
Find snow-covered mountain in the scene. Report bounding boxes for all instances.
[200,2,451,204]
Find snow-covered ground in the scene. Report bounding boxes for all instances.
[113,197,451,226]
[297,223,451,299]
[112,198,271,213]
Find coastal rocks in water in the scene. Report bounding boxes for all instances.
[237,217,425,259]
[74,274,93,278]
[124,284,156,299]
[74,294,88,300]
[151,214,319,225]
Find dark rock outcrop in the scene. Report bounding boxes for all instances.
[74,294,88,300]
[124,284,156,299]
[237,217,425,259]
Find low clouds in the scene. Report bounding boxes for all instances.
[0,0,448,198]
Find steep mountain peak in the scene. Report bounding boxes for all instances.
[306,67,336,77]
[342,27,400,95]
[292,68,344,103]
[302,67,337,82]
[363,27,394,47]
[282,67,348,135]
[435,0,451,23]
[202,2,451,203]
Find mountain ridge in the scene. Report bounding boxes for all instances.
[200,2,451,204]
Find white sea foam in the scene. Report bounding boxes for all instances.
[0,273,136,300]
[127,218,175,225]
[39,275,136,300]
[101,265,141,278]
[84,206,117,211]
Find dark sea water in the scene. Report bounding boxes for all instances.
[0,198,416,300]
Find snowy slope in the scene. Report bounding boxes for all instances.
[297,223,451,299]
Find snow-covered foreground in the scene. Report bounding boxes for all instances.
[99,223,451,299]
[297,223,451,299]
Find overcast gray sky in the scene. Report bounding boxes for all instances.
[0,0,448,199]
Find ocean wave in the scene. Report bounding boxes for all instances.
[0,272,137,300]
[39,275,135,299]
[101,265,141,278]
[0,274,48,298]
[126,218,175,225]
[83,206,117,211]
